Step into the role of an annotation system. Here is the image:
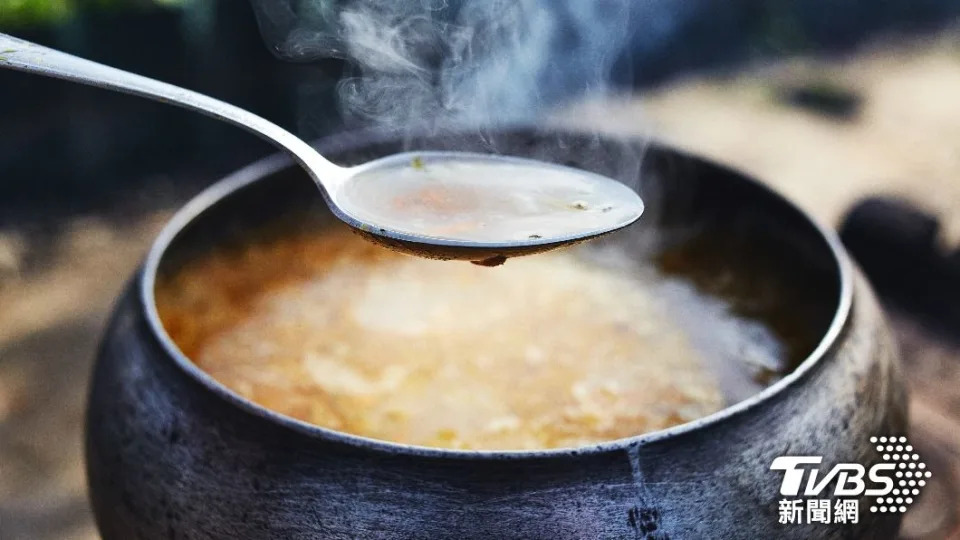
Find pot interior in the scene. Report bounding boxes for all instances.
[149,129,844,448]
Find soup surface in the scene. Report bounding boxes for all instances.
[337,157,640,243]
[156,227,803,450]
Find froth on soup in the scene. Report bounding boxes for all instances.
[155,225,813,451]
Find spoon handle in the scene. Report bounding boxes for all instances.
[0,33,344,190]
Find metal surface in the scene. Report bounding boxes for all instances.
[85,129,907,538]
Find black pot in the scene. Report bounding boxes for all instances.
[85,128,906,539]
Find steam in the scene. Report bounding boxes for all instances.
[249,0,634,133]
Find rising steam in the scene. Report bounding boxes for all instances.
[249,0,634,133]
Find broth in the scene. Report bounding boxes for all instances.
[155,226,814,450]
[337,158,640,243]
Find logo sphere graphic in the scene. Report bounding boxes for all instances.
[868,436,930,513]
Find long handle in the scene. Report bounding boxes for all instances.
[0,33,344,190]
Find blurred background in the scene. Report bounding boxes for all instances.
[2,0,960,538]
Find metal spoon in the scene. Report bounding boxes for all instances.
[0,34,644,264]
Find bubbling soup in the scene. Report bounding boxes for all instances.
[156,225,815,451]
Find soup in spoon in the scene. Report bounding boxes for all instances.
[337,155,642,265]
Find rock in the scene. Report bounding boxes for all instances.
[776,81,864,121]
[840,196,960,339]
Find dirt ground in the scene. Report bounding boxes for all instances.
[3,31,960,539]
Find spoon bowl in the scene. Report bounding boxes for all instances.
[0,34,643,262]
[333,151,644,264]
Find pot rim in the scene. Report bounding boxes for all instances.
[139,131,854,460]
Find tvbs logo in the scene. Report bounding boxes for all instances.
[770,436,931,524]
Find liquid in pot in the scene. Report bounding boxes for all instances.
[156,227,810,450]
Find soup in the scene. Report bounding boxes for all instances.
[337,157,640,243]
[156,226,811,450]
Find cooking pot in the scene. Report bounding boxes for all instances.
[85,128,906,539]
